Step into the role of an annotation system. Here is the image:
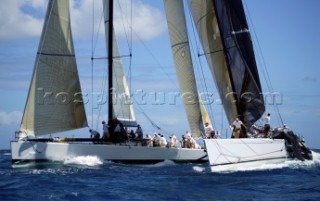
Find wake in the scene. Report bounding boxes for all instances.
[252,151,320,171]
[63,155,103,167]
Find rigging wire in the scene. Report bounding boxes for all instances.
[130,0,133,94]
[115,0,134,121]
[90,0,108,130]
[123,26,182,133]
[92,0,135,126]
[129,0,133,102]
[96,5,108,130]
[91,0,95,129]
[133,31,180,92]
[131,96,170,135]
[90,1,175,134]
[114,2,187,131]
[116,0,135,102]
[116,0,132,53]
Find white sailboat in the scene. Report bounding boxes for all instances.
[10,0,208,164]
[11,0,313,170]
[187,0,312,171]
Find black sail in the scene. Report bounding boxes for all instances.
[189,0,265,127]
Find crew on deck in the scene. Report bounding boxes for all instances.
[159,134,167,147]
[90,129,100,139]
[135,124,143,141]
[180,134,186,148]
[231,118,246,138]
[129,129,135,140]
[97,120,206,149]
[204,122,215,138]
[90,129,100,143]
[102,121,110,141]
[185,134,201,149]
[264,113,271,138]
[153,133,161,147]
[168,134,178,148]
[144,134,153,147]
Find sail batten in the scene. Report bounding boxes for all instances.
[164,0,204,138]
[20,0,87,137]
[37,52,75,57]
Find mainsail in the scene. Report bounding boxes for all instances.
[103,0,137,127]
[164,0,204,138]
[20,0,87,137]
[188,0,265,128]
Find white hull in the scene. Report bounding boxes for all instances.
[204,139,288,172]
[10,141,207,164]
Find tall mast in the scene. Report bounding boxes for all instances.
[108,0,114,121]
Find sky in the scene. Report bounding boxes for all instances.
[0,0,319,149]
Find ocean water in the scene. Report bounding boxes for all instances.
[1,149,320,201]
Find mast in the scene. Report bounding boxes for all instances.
[108,0,114,122]
[103,0,137,127]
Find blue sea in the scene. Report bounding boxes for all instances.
[1,149,320,201]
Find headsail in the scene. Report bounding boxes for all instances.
[164,0,204,138]
[199,97,212,128]
[188,0,265,127]
[20,0,87,137]
[103,0,137,127]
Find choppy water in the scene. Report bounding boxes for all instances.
[1,149,320,201]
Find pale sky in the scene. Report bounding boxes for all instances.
[0,0,319,149]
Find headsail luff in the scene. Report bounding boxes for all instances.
[164,0,204,138]
[103,0,137,127]
[20,0,87,137]
[188,0,265,128]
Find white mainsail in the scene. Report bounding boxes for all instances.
[20,0,87,137]
[164,0,204,138]
[103,0,137,127]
